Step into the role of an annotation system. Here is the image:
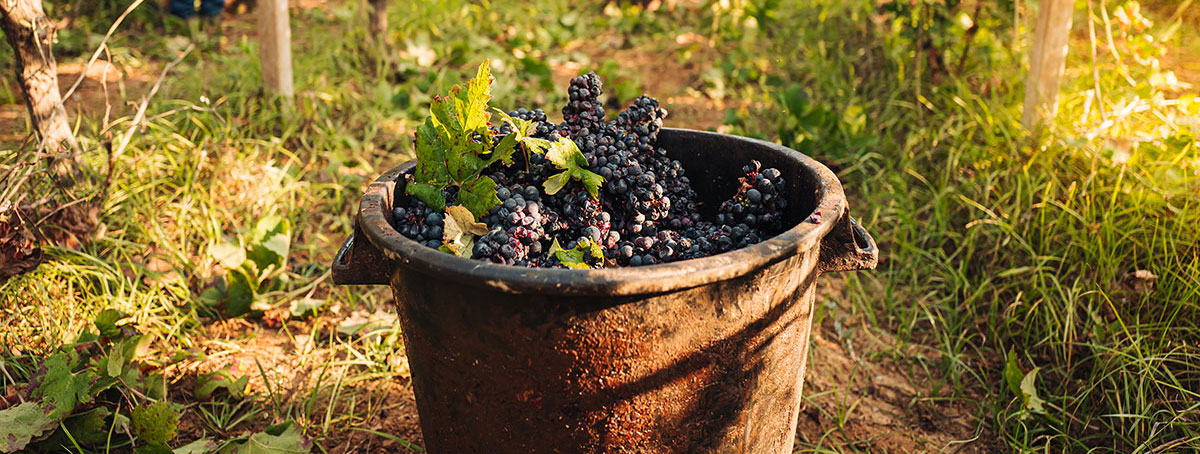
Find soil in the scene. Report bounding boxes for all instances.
[796,281,994,453]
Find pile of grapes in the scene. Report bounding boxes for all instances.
[392,72,789,268]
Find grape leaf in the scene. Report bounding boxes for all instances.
[32,350,92,420]
[541,138,604,197]
[550,238,604,270]
[412,119,450,186]
[459,61,493,130]
[578,170,605,199]
[542,172,570,196]
[132,401,180,446]
[486,132,518,166]
[0,402,56,452]
[232,420,312,454]
[494,110,552,156]
[443,206,489,257]
[457,176,500,219]
[408,61,506,218]
[405,181,447,212]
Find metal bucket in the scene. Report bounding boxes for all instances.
[332,128,877,453]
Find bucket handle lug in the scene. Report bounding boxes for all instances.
[818,208,878,273]
[332,219,393,286]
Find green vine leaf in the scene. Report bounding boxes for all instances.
[542,138,605,198]
[407,60,507,218]
[411,119,450,186]
[550,238,605,269]
[405,181,447,212]
[457,176,500,219]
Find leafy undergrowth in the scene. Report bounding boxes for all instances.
[0,310,310,453]
[1,0,1198,452]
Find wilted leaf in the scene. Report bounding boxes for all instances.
[1019,367,1045,413]
[1124,269,1159,294]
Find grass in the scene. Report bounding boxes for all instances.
[2,0,1198,452]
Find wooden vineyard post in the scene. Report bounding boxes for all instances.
[369,0,388,44]
[259,0,293,98]
[1022,0,1074,131]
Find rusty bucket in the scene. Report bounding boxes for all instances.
[332,128,877,454]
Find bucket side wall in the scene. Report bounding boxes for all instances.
[390,248,821,454]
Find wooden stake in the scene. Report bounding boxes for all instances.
[369,0,388,43]
[1022,0,1074,130]
[259,0,293,98]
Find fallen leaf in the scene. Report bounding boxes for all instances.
[1124,269,1159,294]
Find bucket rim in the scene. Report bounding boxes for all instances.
[355,128,847,296]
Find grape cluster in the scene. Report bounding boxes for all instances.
[474,185,554,266]
[391,72,790,268]
[559,72,606,139]
[392,197,445,248]
[717,161,787,232]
